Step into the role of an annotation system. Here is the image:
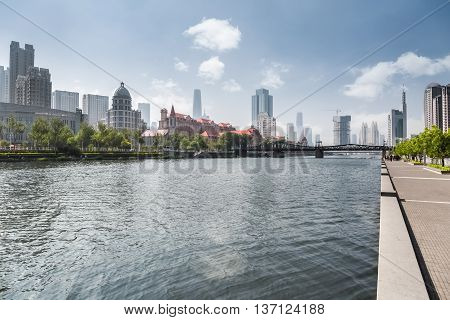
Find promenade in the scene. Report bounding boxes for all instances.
[386,161,450,299]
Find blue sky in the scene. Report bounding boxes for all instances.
[0,0,449,143]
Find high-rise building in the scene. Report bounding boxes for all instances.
[304,127,312,146]
[193,89,202,119]
[252,88,273,126]
[380,134,386,146]
[370,121,379,146]
[424,82,450,133]
[0,66,10,103]
[256,112,276,138]
[52,90,79,113]
[387,114,392,147]
[9,41,34,104]
[390,109,404,146]
[402,88,407,138]
[138,103,151,128]
[315,134,321,144]
[333,115,351,145]
[107,82,142,131]
[286,123,296,142]
[296,112,303,141]
[359,122,369,145]
[15,67,51,108]
[82,94,109,128]
[351,133,357,144]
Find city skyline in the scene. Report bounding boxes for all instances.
[0,0,449,144]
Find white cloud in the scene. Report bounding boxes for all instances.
[344,52,450,99]
[174,58,189,72]
[261,63,289,89]
[222,79,242,92]
[149,78,190,114]
[184,18,241,52]
[198,56,225,83]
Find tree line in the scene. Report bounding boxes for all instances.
[393,126,450,166]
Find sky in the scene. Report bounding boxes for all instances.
[0,0,449,144]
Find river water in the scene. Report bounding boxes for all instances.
[0,155,380,299]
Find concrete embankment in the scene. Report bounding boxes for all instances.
[377,160,429,300]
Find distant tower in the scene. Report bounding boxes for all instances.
[402,86,407,139]
[193,89,202,119]
[9,41,34,104]
[252,88,273,126]
[296,112,303,140]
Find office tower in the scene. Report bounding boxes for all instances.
[252,88,273,126]
[390,109,404,146]
[333,115,351,145]
[380,134,385,146]
[9,41,34,104]
[15,67,51,108]
[256,112,276,138]
[138,103,151,128]
[107,82,142,131]
[402,88,407,139]
[286,123,296,142]
[315,134,321,144]
[359,122,369,145]
[370,121,379,145]
[52,90,79,113]
[303,127,312,146]
[0,66,9,103]
[424,83,450,133]
[82,94,109,128]
[296,112,303,140]
[193,89,202,119]
[351,133,357,144]
[387,114,392,147]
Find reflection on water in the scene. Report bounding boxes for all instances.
[0,155,380,299]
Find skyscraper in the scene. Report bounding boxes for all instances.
[359,122,369,145]
[315,134,321,144]
[333,115,351,145]
[351,133,357,144]
[390,109,404,146]
[252,88,273,126]
[286,123,296,142]
[304,127,312,146]
[296,112,303,141]
[380,134,386,146]
[387,114,392,147]
[138,103,151,128]
[15,67,51,108]
[52,90,79,113]
[370,121,379,146]
[82,94,109,128]
[9,41,34,104]
[0,66,9,103]
[424,82,450,133]
[193,89,202,119]
[402,88,407,138]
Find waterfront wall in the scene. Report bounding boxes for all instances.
[377,160,429,300]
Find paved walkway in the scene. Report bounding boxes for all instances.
[386,161,450,299]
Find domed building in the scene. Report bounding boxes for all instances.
[107,82,143,131]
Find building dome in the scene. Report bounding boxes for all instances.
[426,82,441,89]
[114,82,131,99]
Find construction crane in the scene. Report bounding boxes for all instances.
[323,109,342,116]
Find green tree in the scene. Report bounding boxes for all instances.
[29,118,50,149]
[76,122,95,151]
[48,118,75,152]
[6,115,26,146]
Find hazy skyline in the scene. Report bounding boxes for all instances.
[0,0,449,143]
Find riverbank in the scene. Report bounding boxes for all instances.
[0,149,316,162]
[378,160,450,300]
